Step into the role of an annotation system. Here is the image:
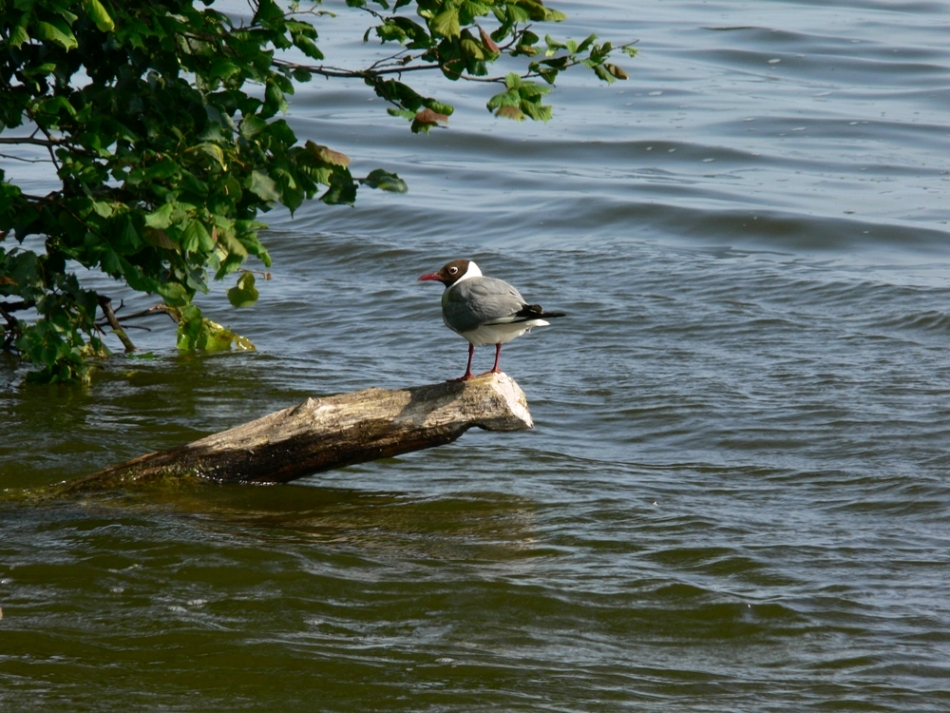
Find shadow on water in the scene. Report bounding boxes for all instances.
[2,476,545,564]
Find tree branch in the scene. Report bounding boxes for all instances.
[0,137,63,146]
[97,296,137,353]
[0,300,35,313]
[272,58,505,83]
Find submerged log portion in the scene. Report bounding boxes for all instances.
[58,373,533,492]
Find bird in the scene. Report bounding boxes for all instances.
[418,259,565,381]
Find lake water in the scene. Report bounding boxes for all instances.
[3,1,950,710]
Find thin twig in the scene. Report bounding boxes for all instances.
[95,321,152,332]
[118,304,179,322]
[0,153,55,164]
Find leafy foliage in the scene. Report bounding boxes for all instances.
[0,0,634,382]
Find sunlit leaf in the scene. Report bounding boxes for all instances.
[84,0,115,32]
[411,107,449,133]
[496,105,526,121]
[307,141,351,167]
[34,20,78,51]
[432,8,460,38]
[227,272,259,308]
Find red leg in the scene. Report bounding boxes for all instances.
[449,343,475,382]
[491,343,502,373]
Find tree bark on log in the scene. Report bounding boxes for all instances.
[57,373,533,493]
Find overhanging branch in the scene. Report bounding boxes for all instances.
[271,58,505,84]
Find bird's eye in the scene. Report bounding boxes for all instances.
[449,267,458,274]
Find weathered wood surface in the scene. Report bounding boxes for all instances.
[57,373,533,492]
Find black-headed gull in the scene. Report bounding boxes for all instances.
[418,259,565,381]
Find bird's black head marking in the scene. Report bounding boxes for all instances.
[418,259,473,287]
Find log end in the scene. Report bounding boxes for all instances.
[402,372,533,433]
[474,372,534,432]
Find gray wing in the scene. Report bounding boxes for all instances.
[442,277,526,333]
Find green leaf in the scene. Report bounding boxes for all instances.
[292,67,313,83]
[521,101,553,122]
[114,216,143,253]
[487,89,520,110]
[144,158,179,181]
[91,201,115,218]
[593,64,616,84]
[192,142,226,168]
[227,272,259,308]
[9,15,30,49]
[387,108,416,121]
[84,0,115,32]
[321,180,358,206]
[144,203,175,230]
[36,96,77,119]
[181,219,214,254]
[157,281,189,307]
[544,34,567,54]
[247,170,281,202]
[263,79,289,117]
[460,38,484,60]
[577,34,598,54]
[34,20,78,51]
[178,313,255,352]
[508,4,531,22]
[209,57,241,82]
[432,8,461,39]
[240,115,268,138]
[423,99,455,116]
[293,35,325,60]
[361,169,408,193]
[101,248,121,275]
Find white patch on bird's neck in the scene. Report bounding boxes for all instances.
[457,261,482,282]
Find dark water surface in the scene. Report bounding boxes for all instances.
[3,1,950,711]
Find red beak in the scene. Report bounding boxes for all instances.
[417,272,442,282]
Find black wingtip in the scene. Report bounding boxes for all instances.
[517,304,566,319]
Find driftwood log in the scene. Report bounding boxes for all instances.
[57,373,533,493]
